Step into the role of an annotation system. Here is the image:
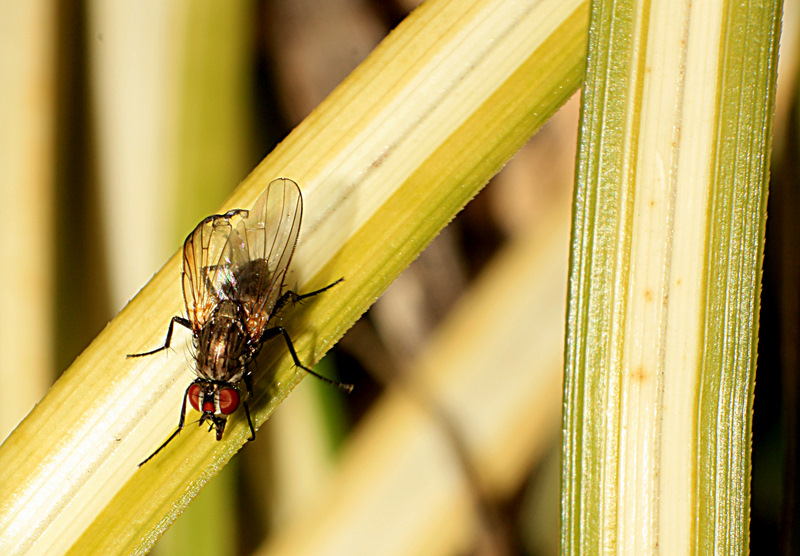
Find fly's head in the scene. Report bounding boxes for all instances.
[188,381,241,440]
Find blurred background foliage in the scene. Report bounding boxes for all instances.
[0,0,797,554]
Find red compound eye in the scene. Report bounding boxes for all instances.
[218,388,240,415]
[188,384,203,411]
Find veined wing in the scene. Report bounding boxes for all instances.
[181,207,249,331]
[233,178,303,341]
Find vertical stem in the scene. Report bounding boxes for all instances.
[562,0,780,552]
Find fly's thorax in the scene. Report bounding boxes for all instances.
[195,299,251,382]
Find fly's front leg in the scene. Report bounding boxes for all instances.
[262,325,353,394]
[138,381,194,467]
[242,371,256,441]
[272,278,344,315]
[242,402,255,441]
[128,316,192,358]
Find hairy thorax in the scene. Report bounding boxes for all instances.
[195,299,250,382]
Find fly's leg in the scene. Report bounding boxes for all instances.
[292,277,344,302]
[242,372,256,441]
[242,402,255,441]
[127,316,192,358]
[272,278,344,315]
[138,381,194,467]
[262,325,353,394]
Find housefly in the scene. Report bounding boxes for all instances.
[130,177,352,466]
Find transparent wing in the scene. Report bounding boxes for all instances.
[230,177,303,340]
[181,208,250,331]
[181,178,302,336]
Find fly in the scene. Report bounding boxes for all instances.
[130,177,352,466]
